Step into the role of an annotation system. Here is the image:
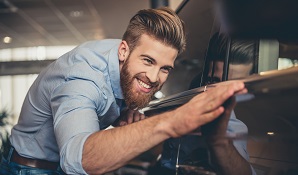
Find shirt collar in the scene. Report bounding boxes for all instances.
[108,41,124,100]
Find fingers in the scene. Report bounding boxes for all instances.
[202,97,237,138]
[235,88,248,95]
[133,111,145,122]
[213,80,245,93]
[191,86,232,114]
[199,106,225,124]
[115,109,146,127]
[167,81,245,137]
[126,110,146,124]
[140,113,146,120]
[119,121,127,126]
[192,81,244,113]
[185,81,242,125]
[127,110,134,124]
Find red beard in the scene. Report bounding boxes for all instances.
[120,59,161,110]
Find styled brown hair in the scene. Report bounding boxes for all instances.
[208,32,258,65]
[122,7,186,54]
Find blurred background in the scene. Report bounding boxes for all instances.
[0,0,184,125]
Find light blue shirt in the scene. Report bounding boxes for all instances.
[10,39,124,174]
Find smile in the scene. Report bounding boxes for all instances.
[137,79,152,89]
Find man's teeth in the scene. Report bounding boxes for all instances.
[137,80,151,89]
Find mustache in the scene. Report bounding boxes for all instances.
[134,74,160,88]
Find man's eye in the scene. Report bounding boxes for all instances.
[144,58,153,65]
[161,67,171,74]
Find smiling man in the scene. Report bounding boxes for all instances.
[120,34,177,110]
[0,7,246,175]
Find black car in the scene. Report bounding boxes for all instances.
[142,0,298,174]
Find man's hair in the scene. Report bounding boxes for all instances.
[207,32,258,65]
[198,32,259,86]
[122,7,186,54]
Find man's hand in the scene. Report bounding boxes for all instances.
[207,80,248,95]
[201,97,236,140]
[165,80,246,138]
[112,108,146,127]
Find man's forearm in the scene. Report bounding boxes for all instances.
[82,112,172,174]
[208,141,252,175]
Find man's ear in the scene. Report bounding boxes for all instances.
[118,40,130,62]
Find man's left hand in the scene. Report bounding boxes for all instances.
[112,108,146,127]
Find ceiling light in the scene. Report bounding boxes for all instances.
[70,10,84,17]
[3,36,12,44]
[267,132,274,135]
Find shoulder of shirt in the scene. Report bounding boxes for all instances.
[78,39,122,49]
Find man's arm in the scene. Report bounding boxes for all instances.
[207,141,252,175]
[82,81,245,174]
[202,98,252,175]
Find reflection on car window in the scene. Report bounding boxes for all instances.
[279,41,298,70]
[202,32,259,85]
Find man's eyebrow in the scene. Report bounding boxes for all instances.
[141,54,174,69]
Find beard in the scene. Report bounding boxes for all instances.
[120,59,161,110]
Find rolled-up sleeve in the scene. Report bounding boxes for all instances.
[51,78,106,174]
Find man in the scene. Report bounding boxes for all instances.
[0,8,245,174]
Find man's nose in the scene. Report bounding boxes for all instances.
[146,68,159,83]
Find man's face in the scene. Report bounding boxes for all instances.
[120,34,178,109]
[208,61,253,83]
